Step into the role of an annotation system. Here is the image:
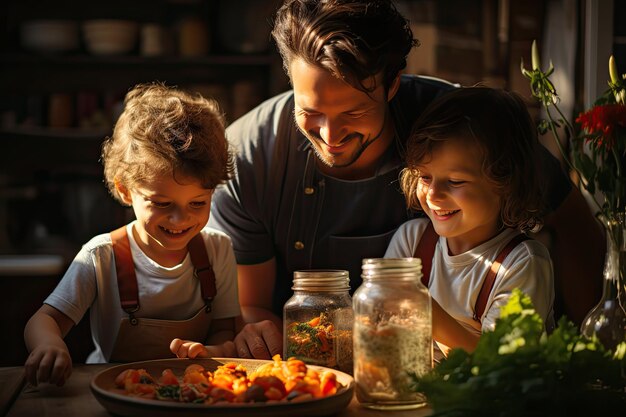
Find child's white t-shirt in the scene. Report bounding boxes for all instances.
[385,218,555,335]
[44,221,241,363]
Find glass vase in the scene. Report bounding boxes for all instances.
[580,212,626,350]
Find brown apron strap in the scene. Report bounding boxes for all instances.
[413,222,438,287]
[188,233,217,312]
[473,233,530,322]
[110,226,140,323]
[110,227,217,320]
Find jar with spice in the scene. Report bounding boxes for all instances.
[353,258,432,410]
[283,270,353,374]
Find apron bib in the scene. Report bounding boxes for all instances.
[108,226,217,363]
[110,307,212,363]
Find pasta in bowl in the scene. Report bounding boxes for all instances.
[90,355,354,417]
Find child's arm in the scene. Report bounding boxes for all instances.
[431,299,481,353]
[23,304,76,387]
[169,317,238,359]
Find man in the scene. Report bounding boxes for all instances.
[212,0,604,358]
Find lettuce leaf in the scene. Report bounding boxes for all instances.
[411,289,626,417]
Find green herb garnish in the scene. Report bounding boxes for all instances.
[138,375,155,384]
[293,323,322,346]
[411,289,626,416]
[156,385,181,400]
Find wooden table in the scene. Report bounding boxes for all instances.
[1,365,432,417]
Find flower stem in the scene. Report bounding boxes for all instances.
[544,106,604,214]
[611,147,624,212]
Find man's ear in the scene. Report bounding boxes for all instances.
[114,180,133,206]
[387,73,401,102]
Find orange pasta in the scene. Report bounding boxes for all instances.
[114,355,340,404]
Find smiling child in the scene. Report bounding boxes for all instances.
[24,83,241,386]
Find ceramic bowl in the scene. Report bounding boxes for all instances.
[83,19,138,55]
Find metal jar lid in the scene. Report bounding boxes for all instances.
[361,258,423,280]
[292,269,350,291]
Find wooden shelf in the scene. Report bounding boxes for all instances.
[0,53,279,93]
[0,128,105,174]
[0,53,275,67]
[0,126,110,140]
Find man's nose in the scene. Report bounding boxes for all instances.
[318,118,343,145]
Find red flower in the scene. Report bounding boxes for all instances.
[576,104,626,148]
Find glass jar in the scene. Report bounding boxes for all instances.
[283,270,353,374]
[353,258,432,410]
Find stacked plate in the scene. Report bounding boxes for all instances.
[83,19,138,55]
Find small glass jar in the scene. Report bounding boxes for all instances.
[283,270,353,374]
[353,258,432,410]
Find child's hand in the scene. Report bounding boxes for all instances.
[211,341,237,358]
[170,338,209,358]
[170,339,237,359]
[23,344,72,387]
[170,339,238,358]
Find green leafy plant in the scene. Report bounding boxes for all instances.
[410,289,626,416]
[521,41,625,222]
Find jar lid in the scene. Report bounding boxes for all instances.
[292,269,350,291]
[361,258,423,280]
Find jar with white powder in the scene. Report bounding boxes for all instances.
[353,258,432,410]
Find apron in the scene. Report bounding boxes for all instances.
[108,226,217,363]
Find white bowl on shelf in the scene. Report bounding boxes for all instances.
[20,20,79,53]
[82,19,138,55]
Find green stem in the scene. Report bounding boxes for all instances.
[544,106,576,173]
[544,106,604,214]
[611,147,624,212]
[552,103,576,140]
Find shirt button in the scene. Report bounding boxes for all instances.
[304,187,315,195]
[294,241,305,250]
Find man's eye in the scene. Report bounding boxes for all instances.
[298,110,318,117]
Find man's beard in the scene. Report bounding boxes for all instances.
[296,112,389,169]
[310,132,368,168]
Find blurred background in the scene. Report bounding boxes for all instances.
[0,0,623,364]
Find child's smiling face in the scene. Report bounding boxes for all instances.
[117,173,213,267]
[415,137,502,255]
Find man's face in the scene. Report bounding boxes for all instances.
[290,58,397,178]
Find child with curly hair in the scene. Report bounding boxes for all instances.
[24,83,240,386]
[386,87,555,360]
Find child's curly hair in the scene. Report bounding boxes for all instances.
[400,86,546,232]
[102,83,234,204]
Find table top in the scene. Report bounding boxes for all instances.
[1,364,432,417]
